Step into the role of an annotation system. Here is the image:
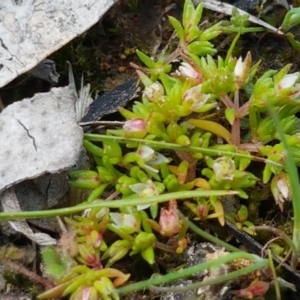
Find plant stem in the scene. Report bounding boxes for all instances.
[179,211,240,252]
[84,134,282,167]
[219,94,234,109]
[231,90,241,146]
[2,258,54,290]
[225,32,241,64]
[248,105,258,143]
[149,261,267,293]
[267,250,281,300]
[0,190,237,221]
[267,103,300,269]
[117,252,267,295]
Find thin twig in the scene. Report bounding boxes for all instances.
[2,258,54,290]
[219,94,234,109]
[105,190,120,201]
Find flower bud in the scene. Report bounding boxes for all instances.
[277,72,299,89]
[236,205,248,223]
[123,118,147,138]
[131,232,156,253]
[234,52,251,88]
[159,200,180,237]
[86,230,103,248]
[198,203,209,219]
[78,244,101,269]
[177,62,199,80]
[232,279,269,298]
[68,170,100,189]
[271,172,291,211]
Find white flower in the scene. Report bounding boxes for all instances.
[212,157,235,182]
[234,52,251,88]
[110,212,140,234]
[234,56,244,78]
[129,179,159,210]
[144,82,164,101]
[277,72,299,89]
[138,145,155,161]
[271,172,291,212]
[177,62,199,79]
[137,145,169,172]
[183,84,211,111]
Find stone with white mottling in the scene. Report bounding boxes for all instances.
[0,85,83,193]
[0,0,116,87]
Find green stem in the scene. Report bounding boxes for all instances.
[286,33,300,53]
[231,90,241,146]
[0,190,237,221]
[84,134,282,167]
[148,261,267,293]
[117,252,268,295]
[179,211,240,252]
[267,103,300,269]
[268,250,281,300]
[225,32,241,64]
[248,105,258,143]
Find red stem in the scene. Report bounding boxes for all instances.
[2,258,55,290]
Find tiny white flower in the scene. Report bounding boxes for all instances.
[277,72,299,89]
[234,52,251,88]
[137,145,169,172]
[144,82,164,101]
[129,180,159,197]
[177,62,199,79]
[110,212,140,234]
[234,57,244,78]
[183,85,211,111]
[213,157,235,182]
[147,152,169,165]
[271,172,291,211]
[138,145,155,161]
[129,180,159,210]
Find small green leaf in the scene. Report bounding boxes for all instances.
[168,16,184,40]
[187,41,216,56]
[281,8,300,32]
[136,49,155,68]
[182,0,195,29]
[193,2,204,27]
[225,108,236,125]
[230,7,250,28]
[187,119,232,143]
[83,140,104,157]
